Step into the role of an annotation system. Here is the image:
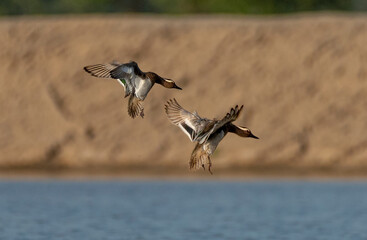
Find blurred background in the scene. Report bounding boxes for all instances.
[0,0,367,177]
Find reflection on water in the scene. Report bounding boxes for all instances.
[0,180,367,240]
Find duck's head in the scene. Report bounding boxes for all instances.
[235,126,259,139]
[162,78,182,90]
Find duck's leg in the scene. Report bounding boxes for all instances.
[208,156,213,175]
[202,164,205,170]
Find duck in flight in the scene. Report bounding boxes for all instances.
[84,61,182,118]
[165,99,258,174]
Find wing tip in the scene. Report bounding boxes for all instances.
[83,64,114,78]
[83,66,91,73]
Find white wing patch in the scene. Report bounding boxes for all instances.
[178,118,201,142]
[179,124,194,141]
[116,79,125,88]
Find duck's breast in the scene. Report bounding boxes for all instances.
[204,130,226,154]
[134,77,154,100]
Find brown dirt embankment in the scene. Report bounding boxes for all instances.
[0,14,367,177]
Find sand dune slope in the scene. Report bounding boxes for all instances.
[1,14,366,174]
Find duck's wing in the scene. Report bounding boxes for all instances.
[109,62,150,100]
[165,99,212,142]
[84,61,145,97]
[110,61,145,79]
[197,105,244,144]
[83,61,143,79]
[84,62,120,78]
[108,61,130,96]
[211,105,243,132]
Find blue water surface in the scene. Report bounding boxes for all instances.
[0,180,367,240]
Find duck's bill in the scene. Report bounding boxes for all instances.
[174,85,182,90]
[250,133,259,139]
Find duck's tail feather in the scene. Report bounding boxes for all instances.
[190,143,212,174]
[128,94,144,118]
